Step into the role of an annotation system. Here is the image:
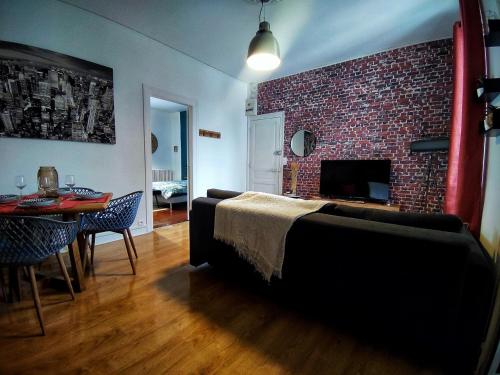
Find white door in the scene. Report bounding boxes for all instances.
[248,113,284,195]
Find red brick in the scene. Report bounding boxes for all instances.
[258,40,452,213]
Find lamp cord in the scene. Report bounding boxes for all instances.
[259,0,265,22]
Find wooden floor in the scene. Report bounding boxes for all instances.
[0,222,444,374]
[153,206,188,228]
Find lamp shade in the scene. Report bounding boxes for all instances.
[247,21,281,71]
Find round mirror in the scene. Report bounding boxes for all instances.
[151,133,158,154]
[290,130,316,157]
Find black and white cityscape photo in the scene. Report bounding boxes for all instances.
[0,41,115,144]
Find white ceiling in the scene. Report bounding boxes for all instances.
[150,97,188,112]
[61,0,459,83]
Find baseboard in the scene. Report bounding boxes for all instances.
[94,225,149,245]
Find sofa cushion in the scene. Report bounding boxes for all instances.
[332,205,464,233]
[207,189,242,200]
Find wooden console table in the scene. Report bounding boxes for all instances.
[309,196,400,212]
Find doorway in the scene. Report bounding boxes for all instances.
[150,97,188,228]
[143,86,195,232]
[247,112,285,194]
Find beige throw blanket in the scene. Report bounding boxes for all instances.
[214,191,329,281]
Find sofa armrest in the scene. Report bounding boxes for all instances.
[189,197,222,266]
[206,189,242,200]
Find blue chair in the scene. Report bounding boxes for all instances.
[80,191,143,274]
[71,187,95,194]
[0,215,77,335]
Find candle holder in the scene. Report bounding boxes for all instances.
[290,162,299,195]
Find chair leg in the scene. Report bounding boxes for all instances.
[122,230,136,275]
[90,233,96,265]
[126,228,138,258]
[155,194,160,208]
[0,267,7,302]
[28,266,45,336]
[55,252,75,300]
[8,266,21,303]
[80,234,91,272]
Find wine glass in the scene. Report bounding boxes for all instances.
[15,175,26,198]
[65,175,75,192]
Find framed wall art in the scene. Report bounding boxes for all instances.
[0,40,115,144]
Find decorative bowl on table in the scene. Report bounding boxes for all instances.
[17,198,56,208]
[0,194,18,204]
[74,192,104,200]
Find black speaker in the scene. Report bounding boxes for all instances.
[410,137,449,153]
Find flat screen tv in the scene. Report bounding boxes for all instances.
[319,160,391,202]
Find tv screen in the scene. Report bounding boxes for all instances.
[319,160,391,202]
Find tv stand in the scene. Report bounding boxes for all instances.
[310,196,400,212]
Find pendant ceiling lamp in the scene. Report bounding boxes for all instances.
[247,0,281,71]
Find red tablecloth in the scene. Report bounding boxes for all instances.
[0,193,110,215]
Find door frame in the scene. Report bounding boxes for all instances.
[247,111,285,194]
[142,84,197,233]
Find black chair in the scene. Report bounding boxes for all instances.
[0,216,77,335]
[80,191,143,274]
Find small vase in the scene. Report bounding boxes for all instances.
[290,162,299,195]
[38,166,59,197]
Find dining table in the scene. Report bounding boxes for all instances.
[0,192,113,293]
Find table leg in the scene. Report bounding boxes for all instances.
[67,242,85,292]
[63,213,86,292]
[77,232,91,273]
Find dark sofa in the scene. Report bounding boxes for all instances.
[189,189,496,373]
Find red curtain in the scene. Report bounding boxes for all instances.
[445,0,486,237]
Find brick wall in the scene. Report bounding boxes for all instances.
[258,39,453,213]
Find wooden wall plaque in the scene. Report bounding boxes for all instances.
[199,129,221,139]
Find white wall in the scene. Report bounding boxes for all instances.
[0,0,248,238]
[151,109,182,179]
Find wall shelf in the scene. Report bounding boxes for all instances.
[482,106,500,135]
[485,20,500,47]
[482,20,500,135]
[482,78,500,102]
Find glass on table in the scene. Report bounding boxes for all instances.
[15,175,26,198]
[65,175,76,192]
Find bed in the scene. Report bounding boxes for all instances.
[152,169,188,211]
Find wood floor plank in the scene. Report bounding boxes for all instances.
[153,206,188,228]
[0,222,444,374]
